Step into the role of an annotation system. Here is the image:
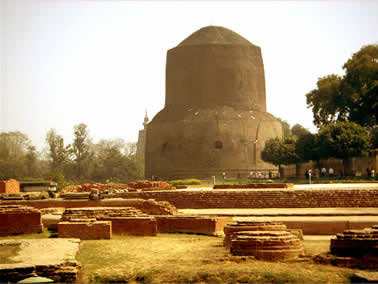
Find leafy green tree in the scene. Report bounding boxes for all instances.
[46,129,70,173]
[317,122,371,174]
[277,118,291,138]
[306,74,346,127]
[342,44,378,127]
[261,136,298,173]
[306,44,378,128]
[291,124,311,138]
[25,145,38,177]
[0,131,31,179]
[71,123,92,180]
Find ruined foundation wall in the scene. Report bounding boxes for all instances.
[0,205,43,236]
[118,189,378,208]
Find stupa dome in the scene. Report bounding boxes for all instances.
[178,26,255,47]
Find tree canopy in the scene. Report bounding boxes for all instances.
[261,136,298,171]
[306,44,378,128]
[317,121,371,161]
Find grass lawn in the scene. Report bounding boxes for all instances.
[77,234,361,283]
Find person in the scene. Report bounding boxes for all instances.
[372,168,375,177]
[222,172,226,180]
[367,167,371,177]
[321,167,327,177]
[305,169,309,179]
[329,168,334,177]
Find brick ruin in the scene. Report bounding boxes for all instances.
[155,216,232,236]
[0,205,43,236]
[223,221,287,248]
[314,225,378,269]
[60,207,157,237]
[223,220,304,261]
[58,219,112,240]
[0,179,20,194]
[213,183,294,189]
[230,230,304,261]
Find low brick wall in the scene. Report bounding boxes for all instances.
[214,183,293,189]
[0,205,43,236]
[0,179,20,194]
[58,220,112,239]
[118,189,378,208]
[0,198,178,214]
[2,188,378,209]
[155,216,232,236]
[103,217,157,236]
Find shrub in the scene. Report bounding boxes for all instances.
[169,179,200,186]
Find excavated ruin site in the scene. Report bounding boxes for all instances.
[0,26,377,282]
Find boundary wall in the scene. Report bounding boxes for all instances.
[1,188,378,209]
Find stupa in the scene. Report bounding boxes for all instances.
[145,26,283,179]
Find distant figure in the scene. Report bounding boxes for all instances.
[249,171,254,178]
[269,171,272,179]
[372,169,375,177]
[329,168,334,177]
[367,167,371,177]
[305,169,309,179]
[321,167,327,177]
[222,172,226,180]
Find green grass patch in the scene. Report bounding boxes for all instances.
[77,234,359,283]
[169,179,201,186]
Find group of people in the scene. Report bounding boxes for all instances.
[305,167,337,179]
[366,167,376,177]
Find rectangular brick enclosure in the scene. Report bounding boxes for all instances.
[155,216,232,236]
[0,205,43,236]
[108,217,157,236]
[58,220,112,240]
[0,179,20,194]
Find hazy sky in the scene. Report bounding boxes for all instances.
[1,0,377,151]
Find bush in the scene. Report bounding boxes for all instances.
[169,179,201,186]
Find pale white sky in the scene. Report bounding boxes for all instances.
[1,0,377,151]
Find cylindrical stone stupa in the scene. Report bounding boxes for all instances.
[145,26,283,179]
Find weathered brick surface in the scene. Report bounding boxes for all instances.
[224,221,287,248]
[230,231,304,261]
[331,225,378,257]
[107,217,157,235]
[1,198,178,214]
[0,205,43,236]
[58,220,112,239]
[155,216,232,236]
[0,179,20,194]
[117,189,378,208]
[61,207,157,236]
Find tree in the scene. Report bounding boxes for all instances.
[71,123,91,180]
[342,44,378,127]
[306,75,346,127]
[0,131,31,179]
[46,129,70,173]
[317,122,371,174]
[277,118,291,138]
[261,136,298,173]
[25,145,38,177]
[291,124,311,138]
[306,44,378,128]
